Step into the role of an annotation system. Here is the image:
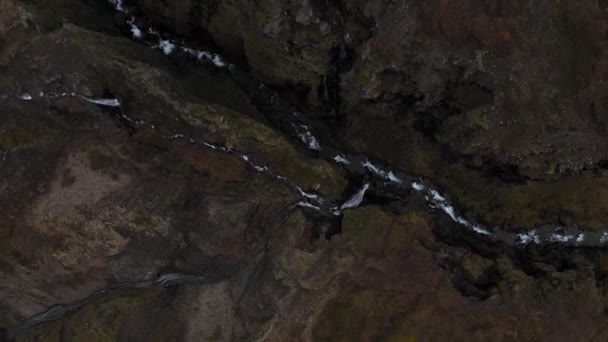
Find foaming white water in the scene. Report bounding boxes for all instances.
[111,0,125,12]
[601,232,608,244]
[550,233,574,243]
[100,0,548,242]
[15,87,608,247]
[334,155,350,165]
[15,1,604,247]
[81,97,121,107]
[13,90,121,108]
[181,47,227,67]
[516,230,540,245]
[362,160,402,184]
[411,181,425,191]
[108,1,228,68]
[10,88,339,212]
[425,189,492,236]
[297,201,321,211]
[128,18,142,38]
[294,124,321,151]
[297,187,323,203]
[240,155,268,172]
[340,183,370,211]
[158,40,175,55]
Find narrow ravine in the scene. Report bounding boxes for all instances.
[5,1,608,339]
[6,78,602,337]
[104,0,608,249]
[1,91,349,214]
[6,0,608,251]
[10,83,608,249]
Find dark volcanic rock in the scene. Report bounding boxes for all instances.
[132,0,608,175]
[3,0,608,341]
[127,0,608,230]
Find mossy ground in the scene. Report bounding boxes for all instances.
[338,206,431,256]
[344,114,608,230]
[180,102,347,197]
[0,109,57,152]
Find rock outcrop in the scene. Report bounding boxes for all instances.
[3,0,608,340]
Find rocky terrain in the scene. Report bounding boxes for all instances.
[3,0,608,340]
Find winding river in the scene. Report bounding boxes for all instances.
[7,0,608,249]
[5,0,608,336]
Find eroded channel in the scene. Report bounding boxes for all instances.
[6,0,608,336]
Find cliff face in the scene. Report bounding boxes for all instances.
[129,0,608,229]
[3,0,608,340]
[132,0,608,171]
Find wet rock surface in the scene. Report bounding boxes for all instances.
[3,0,608,340]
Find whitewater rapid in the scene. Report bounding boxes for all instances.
[9,0,608,249]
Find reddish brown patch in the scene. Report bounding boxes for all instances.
[423,0,516,50]
[176,144,247,182]
[569,17,608,91]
